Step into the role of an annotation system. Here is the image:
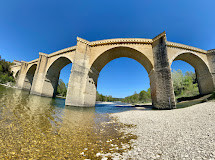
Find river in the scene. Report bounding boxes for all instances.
[0,85,137,159]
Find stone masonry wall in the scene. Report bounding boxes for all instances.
[151,32,176,109]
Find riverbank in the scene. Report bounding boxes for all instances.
[0,82,16,88]
[111,101,215,159]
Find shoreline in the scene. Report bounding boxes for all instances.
[0,83,17,89]
[111,101,215,159]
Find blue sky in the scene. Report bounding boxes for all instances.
[0,0,214,97]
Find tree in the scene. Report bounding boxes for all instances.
[0,55,15,84]
[122,89,151,104]
[56,79,67,97]
[172,69,199,97]
[172,69,184,96]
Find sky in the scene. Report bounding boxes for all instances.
[0,0,214,98]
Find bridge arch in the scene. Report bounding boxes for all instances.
[14,70,20,79]
[90,46,153,73]
[170,52,214,95]
[42,56,72,97]
[23,64,37,90]
[85,46,154,105]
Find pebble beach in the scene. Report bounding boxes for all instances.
[111,101,215,159]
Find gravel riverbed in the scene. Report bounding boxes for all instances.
[111,101,215,160]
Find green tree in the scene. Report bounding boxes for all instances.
[0,56,15,84]
[172,69,184,96]
[172,69,199,97]
[56,79,67,97]
[122,89,151,104]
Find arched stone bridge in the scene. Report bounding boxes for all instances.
[11,32,215,109]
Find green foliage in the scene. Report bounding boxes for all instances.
[96,91,122,102]
[139,89,151,103]
[56,79,67,97]
[0,56,15,84]
[122,89,151,104]
[0,65,3,72]
[172,69,199,98]
[209,91,215,100]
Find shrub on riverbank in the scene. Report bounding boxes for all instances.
[0,56,15,84]
[56,79,67,97]
[122,89,151,104]
[209,91,215,100]
[172,69,199,99]
[96,91,122,102]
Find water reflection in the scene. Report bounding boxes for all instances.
[0,86,136,159]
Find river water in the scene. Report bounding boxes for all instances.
[0,85,137,159]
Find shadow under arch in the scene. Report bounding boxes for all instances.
[23,64,37,91]
[171,52,214,95]
[86,46,153,105]
[42,56,72,97]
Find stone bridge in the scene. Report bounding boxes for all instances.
[11,32,215,109]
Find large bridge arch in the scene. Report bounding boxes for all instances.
[83,46,154,105]
[41,56,73,97]
[90,46,153,74]
[170,52,214,94]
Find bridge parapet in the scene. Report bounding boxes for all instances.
[27,59,39,65]
[89,38,152,47]
[12,60,22,66]
[208,49,215,54]
[48,46,76,58]
[167,42,207,54]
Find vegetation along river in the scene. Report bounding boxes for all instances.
[0,85,137,159]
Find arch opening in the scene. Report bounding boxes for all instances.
[23,64,37,91]
[98,57,151,103]
[171,60,199,100]
[42,57,72,98]
[15,70,20,79]
[86,47,153,105]
[171,52,214,99]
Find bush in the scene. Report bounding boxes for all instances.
[172,69,199,98]
[0,56,15,84]
[209,91,215,100]
[56,79,67,97]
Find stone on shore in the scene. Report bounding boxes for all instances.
[111,101,215,159]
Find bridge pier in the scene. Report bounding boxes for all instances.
[196,70,214,95]
[30,53,51,97]
[150,32,176,109]
[207,50,215,90]
[65,38,96,107]
[16,62,29,90]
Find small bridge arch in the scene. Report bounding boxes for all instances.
[22,64,37,91]
[41,56,73,97]
[170,51,214,95]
